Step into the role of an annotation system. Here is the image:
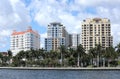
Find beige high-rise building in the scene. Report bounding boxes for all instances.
[81,18,113,53]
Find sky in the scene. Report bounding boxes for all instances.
[0,0,120,52]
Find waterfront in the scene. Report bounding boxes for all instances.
[0,69,120,79]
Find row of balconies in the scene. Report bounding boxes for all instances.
[82,24,110,27]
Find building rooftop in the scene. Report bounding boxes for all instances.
[49,22,63,26]
[83,18,110,23]
[0,52,8,56]
[11,26,39,35]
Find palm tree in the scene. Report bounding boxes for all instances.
[115,43,120,56]
[76,44,85,67]
[101,48,106,67]
[8,50,12,57]
[47,50,60,67]
[8,50,12,65]
[59,45,66,67]
[95,44,102,67]
[88,48,97,66]
[0,53,3,65]
[104,46,118,67]
[88,44,102,67]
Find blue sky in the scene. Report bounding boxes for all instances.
[0,0,120,52]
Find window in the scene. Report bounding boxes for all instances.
[90,24,93,26]
[83,20,86,22]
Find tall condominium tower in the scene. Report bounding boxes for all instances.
[10,27,40,56]
[69,34,80,49]
[81,18,113,52]
[45,22,69,51]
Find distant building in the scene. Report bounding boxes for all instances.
[69,34,80,49]
[45,22,69,51]
[81,18,113,53]
[10,27,40,56]
[0,52,8,56]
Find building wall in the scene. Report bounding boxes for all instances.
[45,37,65,51]
[45,22,69,51]
[69,34,80,49]
[81,18,113,52]
[10,27,40,56]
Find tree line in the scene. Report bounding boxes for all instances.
[0,43,120,67]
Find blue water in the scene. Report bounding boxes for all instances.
[0,69,120,79]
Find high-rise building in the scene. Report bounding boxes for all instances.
[69,34,80,49]
[81,18,113,53]
[10,27,40,56]
[45,22,69,51]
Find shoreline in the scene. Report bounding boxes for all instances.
[1,67,120,70]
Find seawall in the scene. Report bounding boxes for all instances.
[0,67,120,70]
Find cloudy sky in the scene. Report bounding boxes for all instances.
[0,0,120,51]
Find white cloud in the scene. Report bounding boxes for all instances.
[111,24,120,46]
[75,0,120,7]
[28,0,120,47]
[1,0,120,51]
[0,30,11,36]
[0,0,30,29]
[29,0,82,32]
[0,0,30,51]
[40,33,47,40]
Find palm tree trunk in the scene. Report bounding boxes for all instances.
[77,53,79,67]
[103,58,105,67]
[61,52,63,67]
[97,55,99,67]
[91,59,93,66]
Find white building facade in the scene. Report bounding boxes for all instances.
[45,22,69,51]
[69,34,80,49]
[10,27,40,56]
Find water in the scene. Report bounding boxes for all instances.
[0,69,120,79]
